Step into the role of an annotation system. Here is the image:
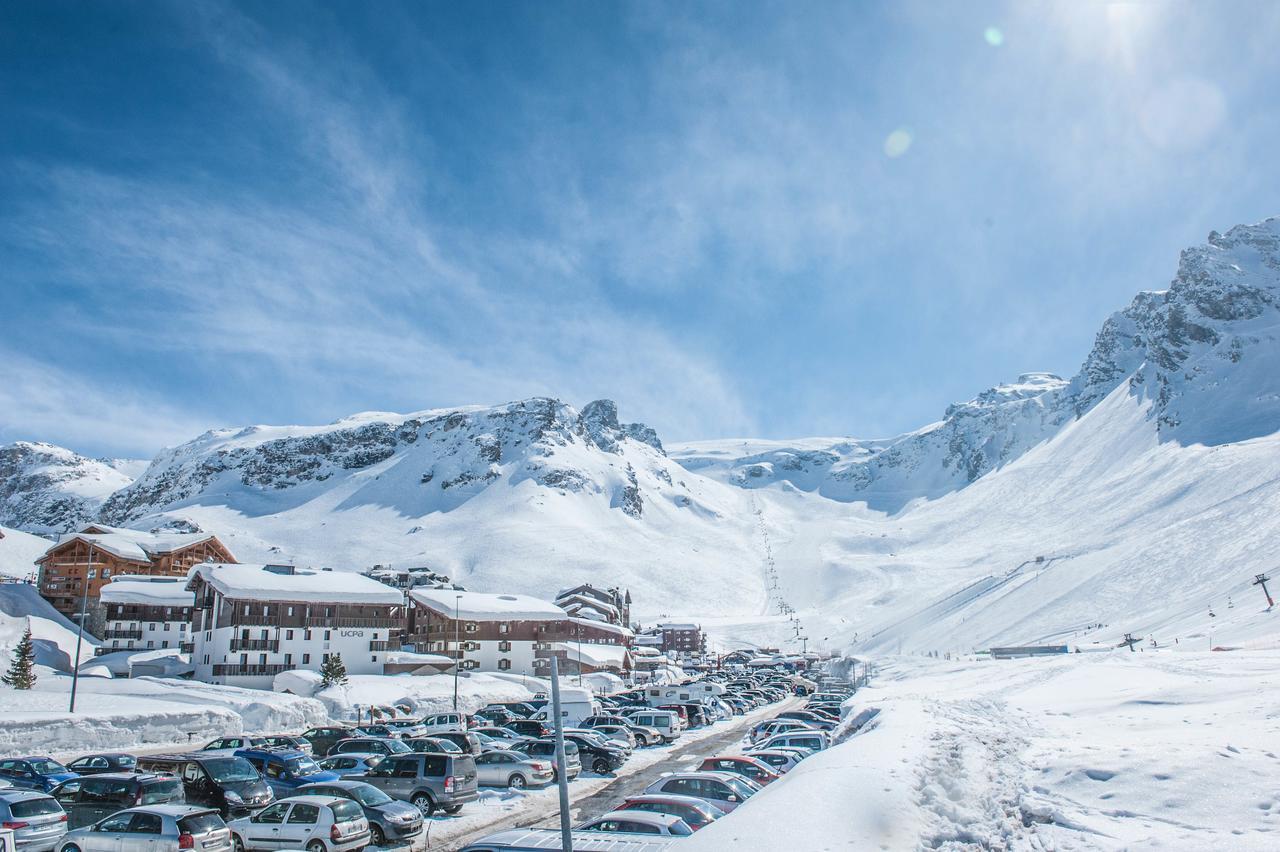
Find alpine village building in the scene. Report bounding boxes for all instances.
[36,524,236,630]
[97,575,195,654]
[187,563,405,689]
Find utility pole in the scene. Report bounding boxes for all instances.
[1121,633,1139,652]
[800,635,808,655]
[69,542,95,713]
[452,594,461,711]
[549,656,573,851]
[1254,573,1274,608]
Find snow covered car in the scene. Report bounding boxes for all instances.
[227,795,369,852]
[577,810,693,837]
[59,805,231,852]
[748,718,817,744]
[642,771,760,813]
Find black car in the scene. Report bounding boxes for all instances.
[50,772,184,828]
[505,720,549,740]
[65,754,138,776]
[134,753,273,818]
[494,702,539,718]
[563,733,626,774]
[299,726,355,757]
[474,706,521,726]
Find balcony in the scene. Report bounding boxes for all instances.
[211,664,295,677]
[180,642,195,654]
[369,640,396,651]
[102,629,143,640]
[229,638,280,652]
[304,616,400,629]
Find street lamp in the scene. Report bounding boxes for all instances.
[452,594,462,711]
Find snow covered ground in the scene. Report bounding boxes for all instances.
[687,650,1280,850]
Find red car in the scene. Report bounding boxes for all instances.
[618,794,725,830]
[698,755,783,785]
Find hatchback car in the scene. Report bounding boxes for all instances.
[400,738,463,756]
[328,738,411,759]
[350,752,478,817]
[297,781,421,848]
[0,759,77,794]
[756,731,829,754]
[227,795,368,852]
[0,790,68,852]
[59,805,231,852]
[617,794,724,831]
[577,810,692,837]
[50,773,185,828]
[509,740,580,782]
[63,756,136,778]
[315,755,382,777]
[468,727,529,750]
[473,751,554,790]
[428,732,483,756]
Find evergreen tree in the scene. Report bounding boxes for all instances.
[2,626,37,690]
[319,652,348,687]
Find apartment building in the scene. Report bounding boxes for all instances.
[97,574,194,654]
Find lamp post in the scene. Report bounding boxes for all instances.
[576,621,582,687]
[452,594,462,711]
[69,542,95,713]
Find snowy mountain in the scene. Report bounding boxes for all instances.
[0,442,141,535]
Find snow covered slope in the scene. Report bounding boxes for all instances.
[0,583,95,671]
[95,398,763,618]
[0,525,48,581]
[0,442,141,534]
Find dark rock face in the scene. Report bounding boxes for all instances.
[0,442,132,535]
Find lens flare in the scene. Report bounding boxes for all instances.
[883,129,912,158]
[984,26,1004,47]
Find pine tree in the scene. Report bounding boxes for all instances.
[319,652,348,687]
[2,626,37,690]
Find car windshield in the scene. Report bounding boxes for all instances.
[348,785,393,807]
[203,757,260,784]
[178,813,226,834]
[27,760,67,775]
[11,798,63,818]
[382,740,411,754]
[724,776,758,797]
[330,800,363,823]
[285,757,324,777]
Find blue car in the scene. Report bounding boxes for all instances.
[234,748,338,796]
[0,757,78,792]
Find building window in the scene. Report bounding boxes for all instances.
[324,630,331,641]
[304,630,312,641]
[284,654,292,665]
[302,654,311,665]
[465,622,478,633]
[243,604,250,616]
[287,606,294,617]
[498,659,511,670]
[259,653,267,665]
[498,640,511,653]
[203,655,210,665]
[162,641,169,649]
[499,622,509,634]
[286,630,294,640]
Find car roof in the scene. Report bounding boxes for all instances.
[236,748,306,759]
[0,790,55,802]
[11,756,57,762]
[322,752,380,761]
[299,780,367,790]
[654,771,739,783]
[74,772,159,782]
[622,793,716,810]
[132,804,218,817]
[272,795,342,806]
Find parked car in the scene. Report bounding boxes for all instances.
[492,703,539,718]
[401,738,463,755]
[565,730,630,758]
[755,730,829,755]
[775,710,837,730]
[621,723,663,747]
[350,725,399,740]
[590,725,638,750]
[429,732,483,756]
[227,795,369,852]
[0,759,77,793]
[617,794,724,831]
[473,707,520,726]
[58,805,230,852]
[63,755,137,777]
[417,713,466,735]
[257,736,314,755]
[624,711,682,743]
[200,738,272,754]
[50,773,185,828]
[500,720,548,740]
[0,790,68,852]
[577,810,692,837]
[642,771,759,813]
[509,740,580,782]
[469,727,529,750]
[577,715,632,731]
[382,720,427,738]
[350,752,478,817]
[297,780,422,848]
[328,738,411,759]
[316,755,383,777]
[473,751,554,790]
[749,719,815,744]
[134,755,273,819]
[741,749,803,775]
[562,734,626,775]
[299,728,355,759]
[697,756,781,786]
[234,750,338,798]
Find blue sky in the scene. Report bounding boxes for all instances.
[3,1,1279,458]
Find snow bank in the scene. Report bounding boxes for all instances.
[274,671,537,720]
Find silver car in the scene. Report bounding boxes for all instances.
[472,751,554,790]
[0,791,67,852]
[58,805,231,852]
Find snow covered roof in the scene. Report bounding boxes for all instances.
[410,589,567,621]
[383,651,454,666]
[657,622,700,631]
[100,575,193,607]
[187,563,404,604]
[570,617,634,638]
[552,642,630,668]
[47,524,217,565]
[558,594,620,617]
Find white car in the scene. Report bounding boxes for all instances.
[228,795,369,852]
[755,730,829,755]
[418,713,466,735]
[578,809,693,837]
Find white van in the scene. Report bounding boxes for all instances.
[531,687,599,728]
[628,710,683,743]
[419,712,466,734]
[758,730,828,754]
